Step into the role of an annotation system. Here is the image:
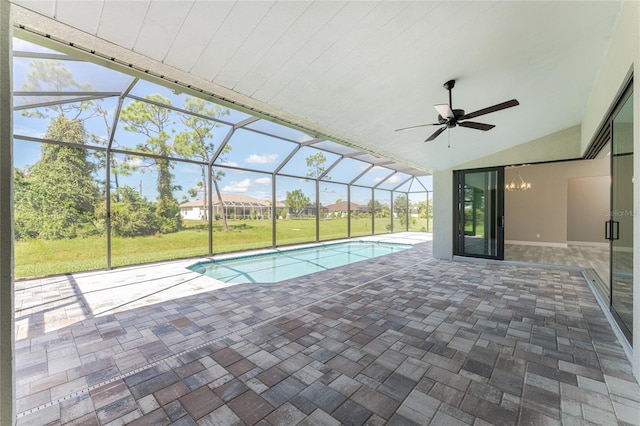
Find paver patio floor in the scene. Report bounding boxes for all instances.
[14,233,640,425]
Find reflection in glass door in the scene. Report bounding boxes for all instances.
[454,168,504,259]
[610,88,633,342]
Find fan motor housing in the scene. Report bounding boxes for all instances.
[453,109,465,118]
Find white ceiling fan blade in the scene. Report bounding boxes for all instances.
[434,104,454,119]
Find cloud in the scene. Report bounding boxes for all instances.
[246,153,278,164]
[13,125,44,139]
[254,177,271,185]
[219,160,239,168]
[126,157,144,167]
[222,178,251,192]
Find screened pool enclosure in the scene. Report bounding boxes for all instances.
[13,35,432,278]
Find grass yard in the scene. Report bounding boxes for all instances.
[15,217,431,278]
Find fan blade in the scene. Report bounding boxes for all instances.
[458,121,495,131]
[394,122,441,132]
[425,126,446,142]
[434,104,454,119]
[460,99,519,120]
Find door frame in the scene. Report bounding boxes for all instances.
[453,166,505,260]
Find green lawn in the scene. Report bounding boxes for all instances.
[15,217,431,278]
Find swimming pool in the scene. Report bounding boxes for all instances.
[188,241,412,283]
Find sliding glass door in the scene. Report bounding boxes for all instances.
[454,167,504,259]
[609,87,633,342]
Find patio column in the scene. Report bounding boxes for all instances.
[433,169,454,260]
[0,0,15,424]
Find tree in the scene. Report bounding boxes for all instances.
[174,97,231,230]
[286,189,311,217]
[14,60,104,240]
[415,200,432,220]
[92,103,133,198]
[20,59,95,120]
[95,186,159,237]
[14,168,33,240]
[368,199,384,216]
[394,194,409,227]
[305,152,329,180]
[14,116,99,239]
[120,94,182,233]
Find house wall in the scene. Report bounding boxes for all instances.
[459,125,583,170]
[0,1,14,424]
[433,169,454,260]
[181,206,204,221]
[582,0,640,380]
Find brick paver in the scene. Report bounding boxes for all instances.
[14,233,640,425]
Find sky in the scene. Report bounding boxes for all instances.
[12,37,432,207]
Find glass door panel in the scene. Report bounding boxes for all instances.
[610,90,633,341]
[455,168,504,259]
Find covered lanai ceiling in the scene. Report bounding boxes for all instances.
[11,1,623,173]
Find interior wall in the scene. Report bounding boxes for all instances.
[567,176,610,244]
[505,158,609,246]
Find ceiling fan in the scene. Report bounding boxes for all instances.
[395,79,519,142]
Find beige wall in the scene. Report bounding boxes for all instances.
[505,158,609,245]
[567,176,610,244]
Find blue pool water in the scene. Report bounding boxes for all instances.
[189,241,412,283]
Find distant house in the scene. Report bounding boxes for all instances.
[324,201,368,217]
[276,200,327,218]
[180,194,284,220]
[180,199,208,221]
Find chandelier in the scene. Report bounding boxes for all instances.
[505,171,531,191]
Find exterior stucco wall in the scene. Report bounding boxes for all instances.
[1,0,14,424]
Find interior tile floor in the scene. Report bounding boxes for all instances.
[505,243,609,278]
[14,233,640,425]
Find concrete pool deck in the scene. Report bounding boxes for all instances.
[14,232,640,424]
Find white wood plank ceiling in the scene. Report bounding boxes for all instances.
[11,1,623,173]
